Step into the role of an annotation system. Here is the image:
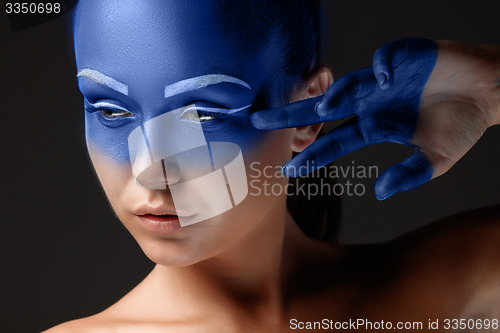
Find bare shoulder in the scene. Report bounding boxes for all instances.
[42,316,103,333]
[41,274,165,332]
[41,302,130,333]
[42,313,144,333]
[397,204,500,263]
[393,204,500,309]
[41,311,201,333]
[287,203,499,291]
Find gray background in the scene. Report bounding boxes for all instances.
[1,1,499,332]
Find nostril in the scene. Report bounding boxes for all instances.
[134,158,183,190]
[134,161,165,189]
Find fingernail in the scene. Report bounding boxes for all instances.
[314,99,322,111]
[282,160,291,176]
[376,190,396,201]
[377,73,387,86]
[315,100,329,117]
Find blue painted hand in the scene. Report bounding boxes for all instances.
[251,38,497,200]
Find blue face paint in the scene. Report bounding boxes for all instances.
[74,0,284,165]
[73,0,291,225]
[250,38,438,199]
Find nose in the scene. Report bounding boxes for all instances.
[128,105,213,190]
[133,158,182,190]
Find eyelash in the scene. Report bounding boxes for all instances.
[84,102,133,119]
[181,104,251,122]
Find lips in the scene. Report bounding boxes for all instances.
[137,214,181,234]
[133,205,193,217]
[133,204,192,234]
[138,213,178,222]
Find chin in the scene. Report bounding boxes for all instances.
[132,222,226,267]
[137,236,209,267]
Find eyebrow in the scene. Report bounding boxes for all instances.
[164,74,251,99]
[77,68,129,96]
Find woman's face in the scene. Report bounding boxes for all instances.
[74,0,295,265]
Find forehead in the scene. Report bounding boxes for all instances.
[73,0,260,90]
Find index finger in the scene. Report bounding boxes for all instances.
[249,96,324,129]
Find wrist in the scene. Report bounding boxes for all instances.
[478,44,500,126]
[493,74,500,126]
[453,41,500,127]
[489,46,500,126]
[494,98,500,126]
[467,43,500,127]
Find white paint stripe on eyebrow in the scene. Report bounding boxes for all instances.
[77,68,129,96]
[164,74,251,99]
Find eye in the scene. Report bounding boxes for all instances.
[100,109,133,118]
[181,102,231,123]
[182,109,216,122]
[84,100,134,119]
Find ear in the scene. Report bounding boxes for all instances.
[290,65,333,152]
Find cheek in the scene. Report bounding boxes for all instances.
[87,145,134,213]
[244,128,294,168]
[191,130,294,256]
[243,128,294,202]
[85,112,135,164]
[201,111,293,159]
[201,114,262,151]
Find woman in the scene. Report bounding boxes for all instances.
[47,0,499,331]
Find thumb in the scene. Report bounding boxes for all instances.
[372,39,410,89]
[372,38,438,91]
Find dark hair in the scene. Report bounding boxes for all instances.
[215,0,321,93]
[216,0,341,241]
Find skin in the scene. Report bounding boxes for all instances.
[45,1,500,332]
